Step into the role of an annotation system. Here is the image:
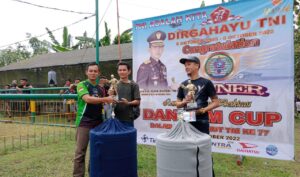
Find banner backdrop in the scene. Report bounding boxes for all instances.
[132,0,294,160]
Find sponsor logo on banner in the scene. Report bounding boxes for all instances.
[211,141,233,149]
[266,145,278,156]
[239,142,258,148]
[236,142,260,154]
[140,134,156,143]
[205,52,235,81]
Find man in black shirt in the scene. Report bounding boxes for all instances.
[176,56,220,133]
[176,56,220,177]
[16,78,33,112]
[16,78,32,94]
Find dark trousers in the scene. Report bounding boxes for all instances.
[120,120,134,127]
[190,120,215,177]
[190,120,210,134]
[73,127,91,177]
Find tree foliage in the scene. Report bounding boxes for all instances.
[100,22,111,46]
[0,44,31,67]
[29,37,50,56]
[113,28,132,45]
[201,0,205,7]
[46,27,72,52]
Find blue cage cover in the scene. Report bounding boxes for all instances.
[89,118,137,177]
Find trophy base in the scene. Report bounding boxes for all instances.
[185,102,200,111]
[185,107,201,111]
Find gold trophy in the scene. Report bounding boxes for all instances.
[108,74,119,118]
[180,80,198,111]
[109,74,119,98]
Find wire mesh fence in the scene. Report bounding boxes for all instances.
[0,123,76,155]
[0,99,77,118]
[0,96,157,177]
[0,97,77,155]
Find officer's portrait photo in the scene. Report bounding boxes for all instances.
[136,30,168,90]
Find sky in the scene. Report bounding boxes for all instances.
[0,0,222,49]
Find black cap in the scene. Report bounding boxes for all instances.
[179,56,200,64]
[147,30,166,46]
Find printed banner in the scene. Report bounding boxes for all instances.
[133,0,294,160]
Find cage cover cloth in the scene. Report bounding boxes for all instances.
[89,118,137,177]
[156,120,212,177]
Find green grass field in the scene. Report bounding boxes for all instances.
[0,119,299,177]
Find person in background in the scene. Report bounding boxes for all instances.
[16,78,33,112]
[16,78,33,94]
[72,79,81,94]
[60,79,72,94]
[3,85,12,118]
[11,80,18,89]
[48,69,57,87]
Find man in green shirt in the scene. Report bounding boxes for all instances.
[73,62,114,177]
[113,62,141,127]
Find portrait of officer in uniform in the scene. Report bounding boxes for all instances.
[137,30,168,89]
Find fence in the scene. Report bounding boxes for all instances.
[0,89,157,177]
[0,88,77,155]
[0,122,75,155]
[0,100,77,125]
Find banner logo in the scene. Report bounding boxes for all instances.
[266,145,278,156]
[205,52,235,81]
[239,142,258,148]
[211,6,231,24]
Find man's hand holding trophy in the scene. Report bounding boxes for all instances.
[107,75,119,118]
[180,80,198,111]
[179,79,207,122]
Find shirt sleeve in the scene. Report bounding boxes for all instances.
[133,83,141,100]
[77,82,89,98]
[206,80,217,97]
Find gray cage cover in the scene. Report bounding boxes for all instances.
[156,120,212,177]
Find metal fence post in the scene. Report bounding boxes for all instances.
[30,100,36,124]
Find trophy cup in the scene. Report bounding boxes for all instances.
[108,74,119,118]
[180,80,198,122]
[181,80,198,111]
[108,74,118,97]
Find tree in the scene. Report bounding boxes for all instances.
[0,44,31,67]
[46,27,72,52]
[28,37,50,56]
[113,28,132,45]
[100,22,111,46]
[62,27,71,48]
[201,0,205,7]
[74,31,96,49]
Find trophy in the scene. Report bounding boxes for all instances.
[108,74,119,118]
[109,74,119,99]
[180,80,198,111]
